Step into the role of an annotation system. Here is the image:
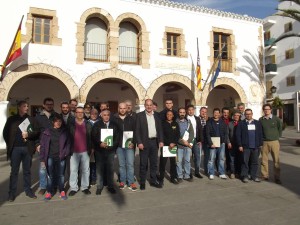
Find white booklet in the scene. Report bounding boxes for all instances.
[122,131,133,148]
[18,118,31,132]
[162,146,177,157]
[101,129,113,147]
[211,137,221,147]
[182,130,189,141]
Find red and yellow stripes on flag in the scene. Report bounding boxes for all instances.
[196,38,202,90]
[1,16,23,80]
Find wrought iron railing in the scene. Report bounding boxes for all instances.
[119,46,139,64]
[84,42,108,62]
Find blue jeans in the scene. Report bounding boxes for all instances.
[9,147,32,195]
[117,147,135,185]
[208,143,225,175]
[39,152,47,189]
[46,157,66,194]
[192,141,202,174]
[69,152,90,191]
[176,147,192,179]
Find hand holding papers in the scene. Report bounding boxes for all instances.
[122,131,133,148]
[162,146,177,157]
[211,137,220,148]
[18,118,32,142]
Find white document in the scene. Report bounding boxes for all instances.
[101,129,113,147]
[211,137,221,147]
[122,131,133,148]
[247,124,256,130]
[18,118,31,132]
[162,146,177,157]
[182,130,189,141]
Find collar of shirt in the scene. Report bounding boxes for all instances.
[246,119,254,124]
[145,111,154,116]
[263,114,273,119]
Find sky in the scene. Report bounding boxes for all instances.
[172,0,279,19]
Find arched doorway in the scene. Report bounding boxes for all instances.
[205,85,241,115]
[86,78,139,114]
[153,82,195,112]
[7,74,71,116]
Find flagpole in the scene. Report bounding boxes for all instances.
[1,15,24,76]
[201,43,226,91]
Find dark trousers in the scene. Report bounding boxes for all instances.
[90,162,96,182]
[159,149,177,180]
[241,148,259,179]
[226,145,238,174]
[47,157,66,194]
[9,146,32,195]
[95,150,115,189]
[139,139,158,184]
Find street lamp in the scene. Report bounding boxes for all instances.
[270,86,277,94]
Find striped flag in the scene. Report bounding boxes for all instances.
[211,58,221,89]
[196,38,202,90]
[1,16,23,81]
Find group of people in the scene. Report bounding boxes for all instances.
[3,97,282,202]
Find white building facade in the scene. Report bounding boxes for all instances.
[264,1,300,128]
[0,0,265,149]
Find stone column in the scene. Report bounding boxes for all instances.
[0,101,9,150]
[195,105,201,116]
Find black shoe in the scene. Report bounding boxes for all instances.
[140,184,146,190]
[68,190,77,196]
[177,178,183,183]
[26,191,37,199]
[96,188,103,195]
[38,189,46,195]
[82,189,91,195]
[170,178,179,185]
[261,177,269,181]
[275,179,282,185]
[90,180,96,186]
[150,181,163,188]
[8,194,15,202]
[195,173,203,179]
[189,174,193,179]
[184,178,193,182]
[107,187,116,194]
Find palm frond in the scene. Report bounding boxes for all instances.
[278,0,300,4]
[268,33,300,49]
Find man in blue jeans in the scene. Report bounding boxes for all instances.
[176,107,194,182]
[113,102,137,191]
[206,108,229,180]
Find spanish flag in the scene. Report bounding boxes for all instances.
[0,16,23,81]
[196,38,202,90]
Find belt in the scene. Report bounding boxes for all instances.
[148,137,157,140]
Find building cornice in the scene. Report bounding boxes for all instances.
[134,0,263,24]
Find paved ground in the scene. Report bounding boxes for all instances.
[0,128,299,225]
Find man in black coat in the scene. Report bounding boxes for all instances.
[236,109,263,183]
[3,101,39,201]
[136,99,164,190]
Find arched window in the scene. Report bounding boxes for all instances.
[84,18,108,61]
[119,22,139,64]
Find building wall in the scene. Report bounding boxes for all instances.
[0,0,265,148]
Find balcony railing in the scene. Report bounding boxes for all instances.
[84,42,108,62]
[265,63,277,73]
[119,46,139,64]
[264,38,276,47]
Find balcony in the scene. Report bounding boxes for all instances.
[84,42,108,62]
[119,46,140,64]
[263,19,276,29]
[265,63,278,77]
[264,38,277,50]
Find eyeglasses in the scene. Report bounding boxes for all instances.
[263,108,271,110]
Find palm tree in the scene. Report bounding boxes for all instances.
[272,0,300,44]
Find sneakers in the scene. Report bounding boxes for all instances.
[44,192,52,201]
[119,182,126,190]
[219,174,227,179]
[128,183,137,192]
[59,191,67,200]
[209,175,214,180]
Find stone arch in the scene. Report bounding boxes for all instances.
[114,13,150,68]
[0,63,79,101]
[201,77,248,105]
[79,69,146,104]
[146,74,201,105]
[76,7,114,64]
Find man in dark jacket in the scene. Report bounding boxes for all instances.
[68,106,93,196]
[159,99,178,121]
[136,99,164,190]
[206,108,229,180]
[92,110,120,195]
[236,109,263,183]
[3,100,39,201]
[112,102,137,191]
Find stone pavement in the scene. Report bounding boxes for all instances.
[0,128,299,225]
